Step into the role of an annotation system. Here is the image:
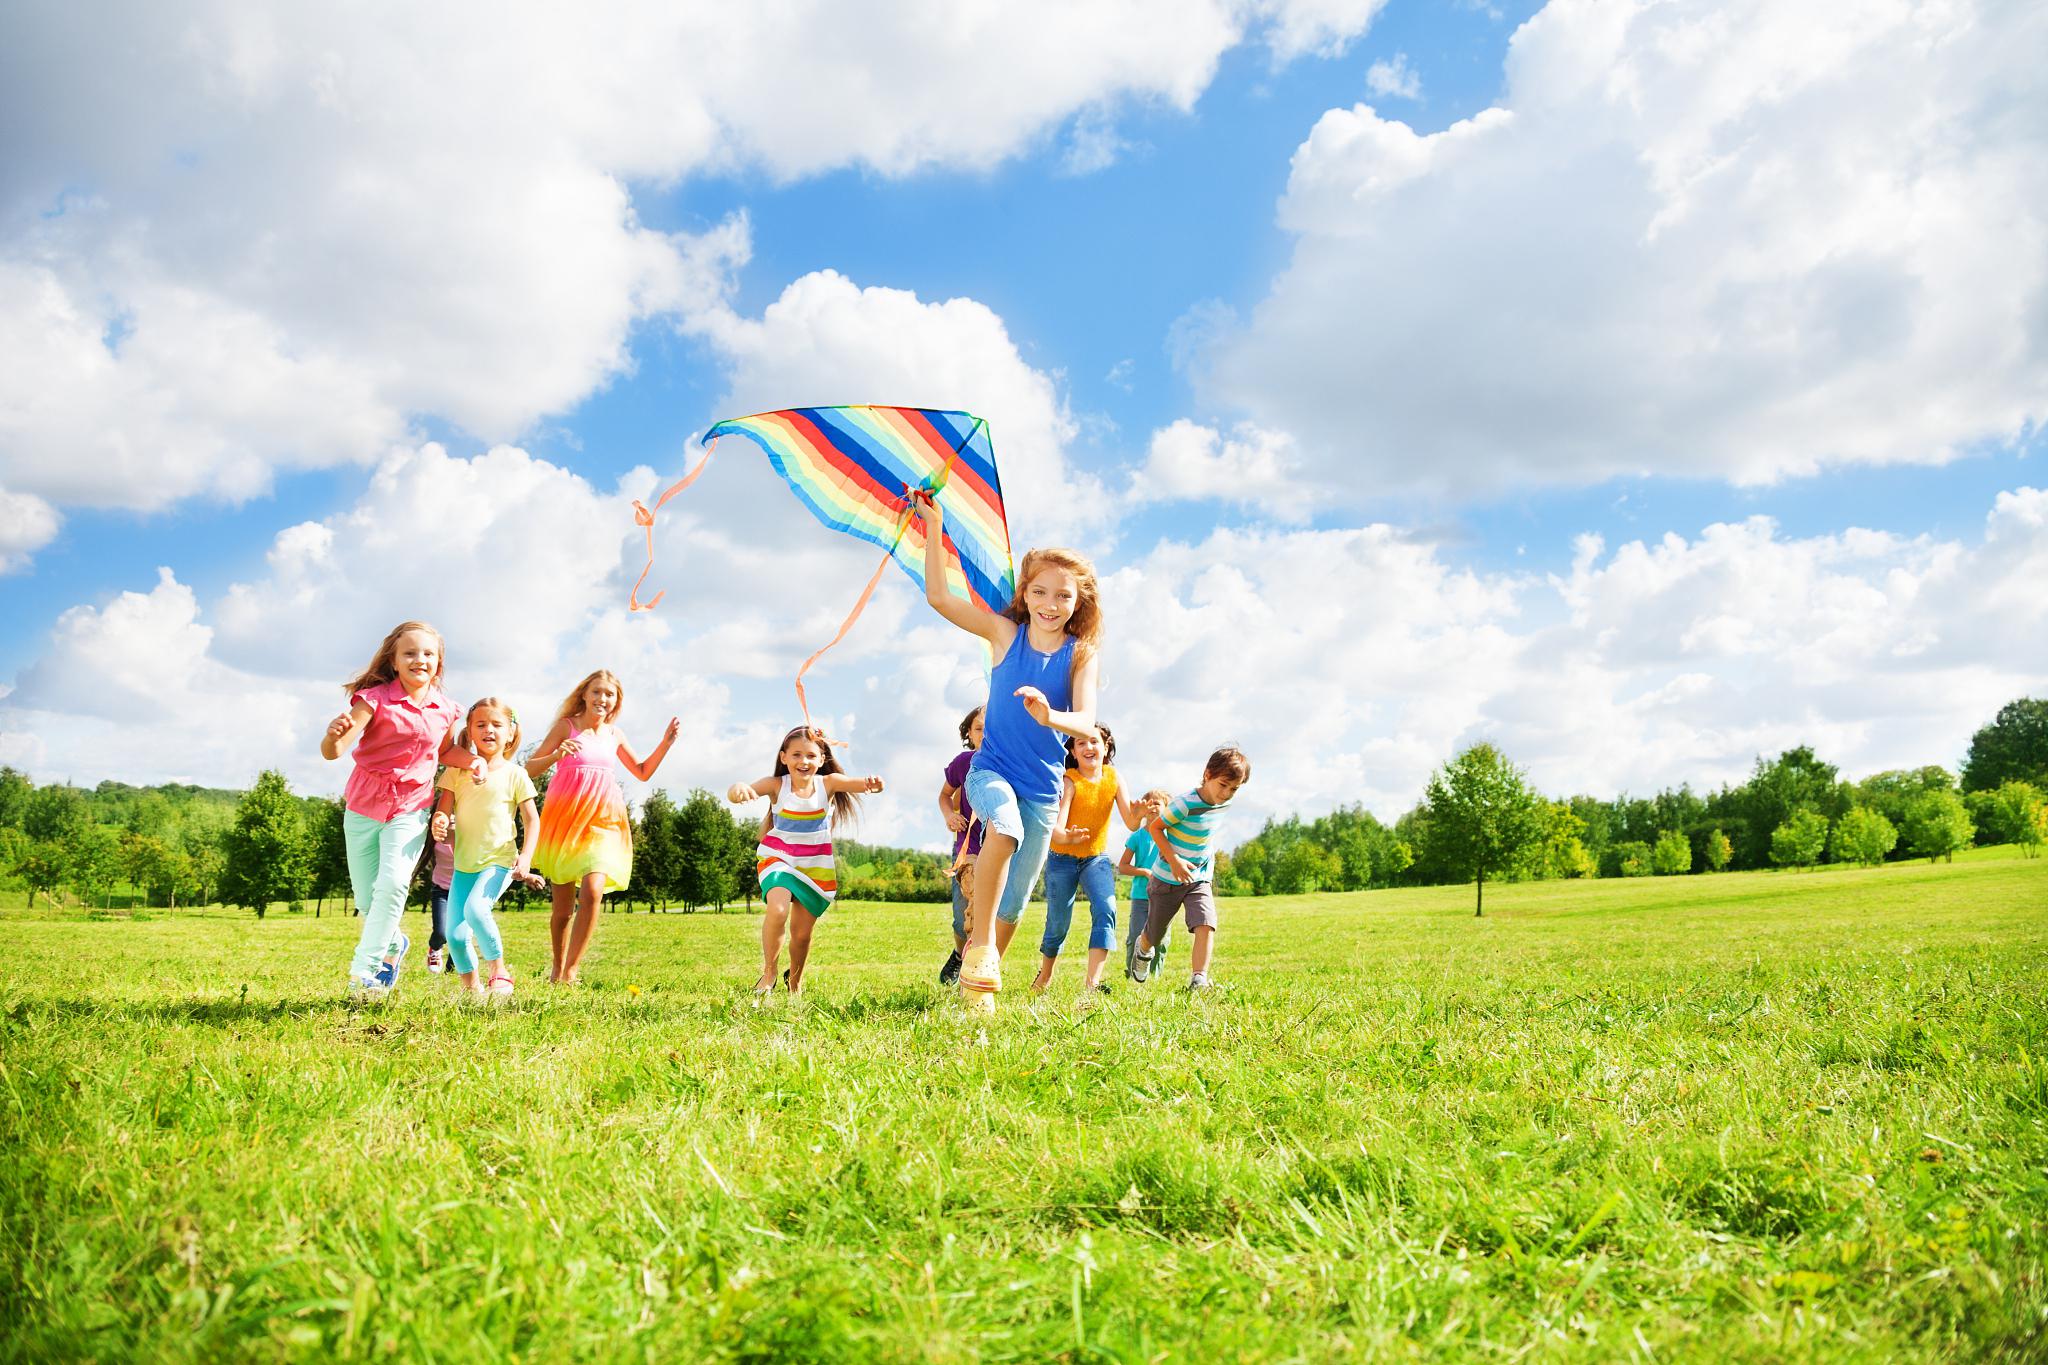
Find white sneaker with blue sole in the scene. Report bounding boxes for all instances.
[374,930,411,991]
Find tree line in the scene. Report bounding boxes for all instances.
[1216,696,2048,906]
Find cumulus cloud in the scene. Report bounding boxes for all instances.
[1365,53,1421,100]
[0,0,1390,555]
[0,485,60,571]
[1125,419,1317,522]
[1201,0,2048,496]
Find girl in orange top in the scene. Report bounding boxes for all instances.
[1031,723,1140,996]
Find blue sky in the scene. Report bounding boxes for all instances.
[2,0,2043,845]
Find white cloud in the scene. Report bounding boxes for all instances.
[1365,52,1421,100]
[1126,419,1317,522]
[1202,0,2048,497]
[0,485,60,571]
[0,0,1391,557]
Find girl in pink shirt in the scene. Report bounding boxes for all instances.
[319,620,466,999]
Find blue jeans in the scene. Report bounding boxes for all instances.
[424,883,449,950]
[1041,852,1116,956]
[445,865,512,976]
[344,808,429,979]
[962,766,1056,925]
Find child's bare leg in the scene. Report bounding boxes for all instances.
[1032,953,1057,991]
[1188,925,1215,977]
[1082,946,1110,990]
[995,916,1019,958]
[548,883,575,981]
[965,832,1017,950]
[759,889,790,988]
[785,904,819,993]
[560,873,605,981]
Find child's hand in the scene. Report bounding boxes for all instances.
[325,713,355,740]
[467,757,487,785]
[555,736,581,762]
[1014,686,1052,726]
[865,775,884,794]
[1061,825,1090,844]
[908,487,943,527]
[726,782,756,804]
[431,812,451,843]
[662,717,680,745]
[512,864,544,890]
[1166,854,1194,883]
[944,810,967,834]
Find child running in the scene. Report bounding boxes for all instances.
[1119,790,1173,981]
[423,819,453,974]
[908,491,1101,1001]
[936,705,985,986]
[319,620,466,999]
[728,726,883,999]
[526,670,678,984]
[1034,724,1138,996]
[1129,747,1251,993]
[431,698,543,1001]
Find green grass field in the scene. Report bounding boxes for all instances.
[3,853,2046,1362]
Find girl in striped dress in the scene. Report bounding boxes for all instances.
[728,726,883,999]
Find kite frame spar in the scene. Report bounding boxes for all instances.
[629,405,1016,727]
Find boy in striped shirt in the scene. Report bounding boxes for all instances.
[1128,745,1251,992]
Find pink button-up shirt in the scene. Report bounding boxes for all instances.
[343,679,461,822]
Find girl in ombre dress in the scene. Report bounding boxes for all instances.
[727,726,882,1000]
[527,669,678,984]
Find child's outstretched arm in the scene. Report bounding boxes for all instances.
[1112,772,1139,831]
[824,773,885,795]
[319,699,376,760]
[620,717,681,781]
[1055,773,1082,843]
[513,798,544,887]
[727,777,778,804]
[525,719,580,779]
[910,492,1015,652]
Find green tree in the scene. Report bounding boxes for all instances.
[1383,839,1414,882]
[1855,767,1955,841]
[1423,742,1545,917]
[1830,807,1898,867]
[635,790,683,911]
[1961,697,2048,793]
[1769,810,1829,869]
[0,767,30,829]
[24,784,88,844]
[1650,829,1692,876]
[676,788,741,911]
[1703,828,1732,871]
[219,770,311,917]
[1901,789,1973,863]
[68,824,124,905]
[14,839,69,909]
[305,798,351,915]
[1530,802,1596,880]
[1737,747,1841,868]
[1612,840,1652,877]
[1965,780,2046,855]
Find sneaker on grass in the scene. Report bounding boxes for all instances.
[375,930,411,991]
[347,973,386,1002]
[426,948,444,974]
[1186,973,1212,993]
[1128,948,1153,984]
[939,948,962,987]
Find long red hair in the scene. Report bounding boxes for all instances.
[1001,547,1101,666]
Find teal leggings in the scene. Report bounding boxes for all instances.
[444,865,512,976]
[344,808,429,979]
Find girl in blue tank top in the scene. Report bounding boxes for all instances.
[909,491,1101,999]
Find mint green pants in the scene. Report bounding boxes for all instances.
[345,808,429,980]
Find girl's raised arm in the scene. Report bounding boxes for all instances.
[911,492,1013,652]
[619,717,681,782]
[823,772,885,796]
[525,719,576,779]
[319,699,376,760]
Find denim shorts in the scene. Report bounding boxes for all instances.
[962,765,1057,925]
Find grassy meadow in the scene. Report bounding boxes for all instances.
[2,851,2046,1362]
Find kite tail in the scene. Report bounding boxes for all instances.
[628,437,719,612]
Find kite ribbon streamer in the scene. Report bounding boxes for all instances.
[627,437,718,612]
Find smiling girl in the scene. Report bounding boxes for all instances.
[527,669,679,984]
[320,620,467,999]
[728,726,883,999]
[908,493,1101,1002]
[430,698,543,1001]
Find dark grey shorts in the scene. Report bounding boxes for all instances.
[1144,879,1216,941]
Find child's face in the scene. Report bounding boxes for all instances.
[1141,794,1166,820]
[582,679,619,720]
[966,712,985,749]
[782,736,825,778]
[393,630,441,691]
[1022,566,1080,635]
[1070,732,1103,768]
[469,708,511,758]
[1199,772,1243,806]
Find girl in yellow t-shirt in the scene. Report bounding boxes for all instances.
[430,698,543,1001]
[1031,723,1140,996]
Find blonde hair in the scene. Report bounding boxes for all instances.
[465,697,521,758]
[343,620,444,696]
[1003,547,1102,666]
[1142,788,1172,806]
[554,670,624,726]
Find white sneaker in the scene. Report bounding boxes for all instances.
[426,948,445,974]
[347,973,386,1002]
[1128,949,1153,984]
[1186,973,1212,993]
[487,973,514,1002]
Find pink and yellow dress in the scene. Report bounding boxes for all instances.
[534,721,633,892]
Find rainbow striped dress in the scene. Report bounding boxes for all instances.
[756,776,837,916]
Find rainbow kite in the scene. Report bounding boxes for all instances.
[630,405,1015,722]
